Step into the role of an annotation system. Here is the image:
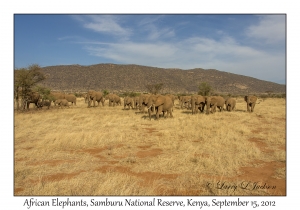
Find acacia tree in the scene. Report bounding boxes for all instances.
[14,64,46,110]
[198,82,213,96]
[145,83,164,95]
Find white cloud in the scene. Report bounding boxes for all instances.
[83,36,284,83]
[246,15,286,44]
[146,26,175,40]
[74,15,131,37]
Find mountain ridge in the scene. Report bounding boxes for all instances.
[39,63,285,94]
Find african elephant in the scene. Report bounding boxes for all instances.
[37,99,51,109]
[138,94,151,113]
[83,93,88,103]
[191,95,206,114]
[87,90,105,107]
[49,92,65,105]
[225,98,236,111]
[123,97,134,110]
[205,96,225,114]
[133,96,140,109]
[147,95,173,120]
[165,94,176,106]
[23,92,40,109]
[180,96,191,109]
[64,94,77,105]
[105,93,121,107]
[55,99,70,108]
[244,95,257,112]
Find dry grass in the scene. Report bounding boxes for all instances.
[14,97,286,196]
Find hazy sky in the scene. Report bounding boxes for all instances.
[14,14,286,84]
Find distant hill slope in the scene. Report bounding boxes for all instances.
[40,63,285,94]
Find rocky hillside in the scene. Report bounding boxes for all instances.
[39,63,285,94]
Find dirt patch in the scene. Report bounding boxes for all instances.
[15,158,26,162]
[137,145,152,150]
[29,159,76,166]
[112,155,127,159]
[38,170,86,183]
[143,128,158,133]
[95,165,178,185]
[237,161,286,195]
[81,147,107,155]
[14,187,24,194]
[272,117,286,122]
[248,138,273,153]
[94,154,107,159]
[251,128,268,134]
[136,148,163,158]
[79,144,124,156]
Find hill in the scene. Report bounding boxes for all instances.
[40,63,285,94]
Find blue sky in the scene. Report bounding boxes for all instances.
[14,14,286,84]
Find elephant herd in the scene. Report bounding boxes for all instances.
[85,91,257,120]
[180,95,257,115]
[20,91,77,109]
[19,89,258,119]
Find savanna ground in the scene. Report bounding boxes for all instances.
[14,97,286,196]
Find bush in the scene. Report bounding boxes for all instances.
[198,82,213,96]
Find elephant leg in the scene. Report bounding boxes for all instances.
[156,106,163,119]
[247,103,251,112]
[252,103,255,112]
[194,105,198,114]
[169,108,173,118]
[148,107,152,120]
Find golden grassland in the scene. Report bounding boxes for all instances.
[14,97,286,196]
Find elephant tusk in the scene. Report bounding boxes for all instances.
[147,105,152,110]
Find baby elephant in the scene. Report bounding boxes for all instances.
[55,99,70,108]
[37,99,51,109]
[225,98,236,111]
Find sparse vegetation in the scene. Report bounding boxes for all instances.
[198,82,213,96]
[145,83,164,95]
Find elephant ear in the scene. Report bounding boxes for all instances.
[154,96,165,107]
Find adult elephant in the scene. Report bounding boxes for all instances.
[147,95,173,120]
[205,96,225,114]
[87,90,105,107]
[191,95,206,114]
[123,97,134,110]
[138,94,151,113]
[64,94,77,105]
[244,95,257,112]
[225,98,236,111]
[83,93,88,103]
[105,93,121,107]
[133,96,140,109]
[181,96,191,109]
[23,92,40,109]
[165,94,176,106]
[49,92,65,105]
